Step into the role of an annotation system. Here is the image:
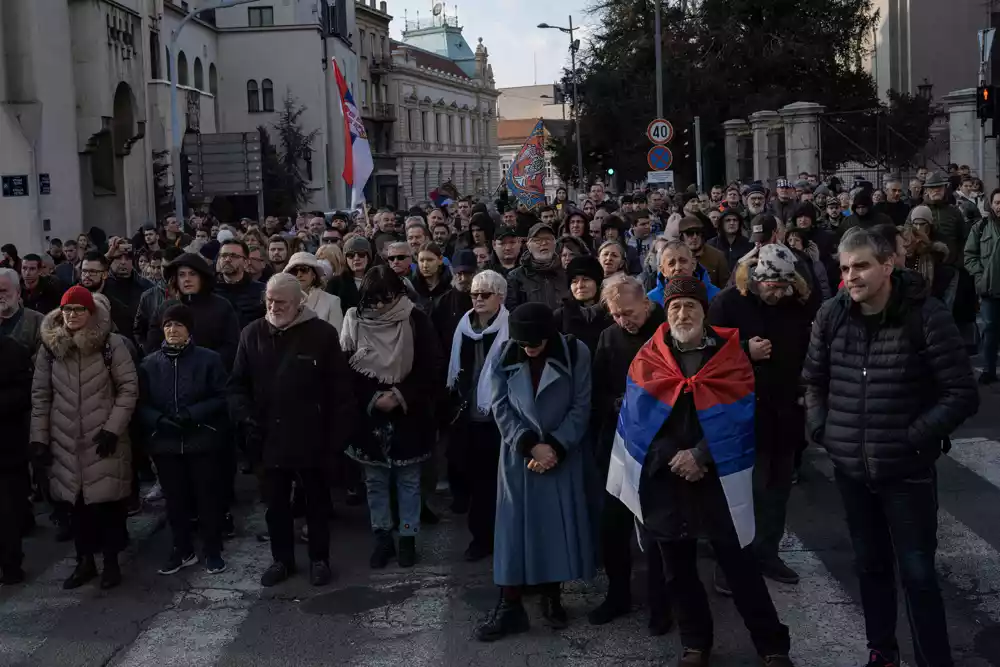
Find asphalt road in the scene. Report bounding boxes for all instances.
[4,384,1000,667]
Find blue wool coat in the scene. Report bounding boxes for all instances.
[490,335,597,587]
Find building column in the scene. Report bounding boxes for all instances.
[722,118,749,184]
[943,88,996,187]
[749,110,779,184]
[778,102,825,180]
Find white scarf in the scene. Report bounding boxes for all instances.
[447,306,509,414]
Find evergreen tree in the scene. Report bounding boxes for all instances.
[261,92,320,215]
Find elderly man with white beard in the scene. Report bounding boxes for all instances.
[228,273,356,588]
[606,275,793,667]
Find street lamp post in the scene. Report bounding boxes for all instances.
[169,0,258,224]
[538,18,586,193]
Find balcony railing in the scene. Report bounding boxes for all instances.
[363,102,396,122]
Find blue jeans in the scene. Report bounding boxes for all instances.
[363,463,421,537]
[981,296,1000,375]
[834,467,951,667]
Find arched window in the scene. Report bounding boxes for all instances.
[261,79,274,112]
[247,80,260,112]
[208,64,218,96]
[177,51,189,86]
[193,57,204,90]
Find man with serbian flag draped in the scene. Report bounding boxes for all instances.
[606,275,793,667]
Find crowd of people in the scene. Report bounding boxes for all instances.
[0,160,990,666]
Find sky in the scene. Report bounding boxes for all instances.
[387,0,592,88]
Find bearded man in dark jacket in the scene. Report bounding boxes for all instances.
[838,190,894,240]
[229,273,356,588]
[708,244,818,591]
[802,228,978,667]
[213,239,265,330]
[146,253,240,370]
[588,276,671,633]
[505,222,568,311]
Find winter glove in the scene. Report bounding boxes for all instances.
[93,430,118,458]
[241,419,263,465]
[173,409,195,429]
[156,414,184,432]
[30,441,52,468]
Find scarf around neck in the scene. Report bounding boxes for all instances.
[340,296,415,384]
[447,306,509,414]
[523,251,561,273]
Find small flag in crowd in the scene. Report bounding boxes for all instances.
[334,59,374,209]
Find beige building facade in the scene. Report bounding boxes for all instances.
[391,13,500,207]
[356,0,398,208]
[1,0,359,255]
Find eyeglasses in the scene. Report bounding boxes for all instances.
[345,252,366,259]
[80,268,104,276]
[61,305,88,315]
[322,236,341,244]
[513,339,543,349]
[388,255,410,262]
[470,292,495,301]
[219,252,245,260]
[290,266,313,275]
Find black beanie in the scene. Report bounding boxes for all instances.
[509,302,557,343]
[566,255,603,288]
[793,202,817,225]
[161,300,194,333]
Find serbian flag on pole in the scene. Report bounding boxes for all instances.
[606,325,757,547]
[333,59,373,209]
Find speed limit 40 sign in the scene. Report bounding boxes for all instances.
[647,119,674,145]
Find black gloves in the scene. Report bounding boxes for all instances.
[157,414,184,432]
[174,409,194,429]
[241,418,263,464]
[93,430,118,458]
[30,441,52,468]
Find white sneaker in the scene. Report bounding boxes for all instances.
[144,482,163,502]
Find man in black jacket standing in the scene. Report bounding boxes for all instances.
[214,239,265,330]
[229,273,356,588]
[708,244,818,591]
[102,240,153,346]
[802,228,979,667]
[588,277,671,633]
[20,254,64,315]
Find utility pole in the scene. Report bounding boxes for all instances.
[654,0,663,118]
[568,16,585,191]
[694,116,703,192]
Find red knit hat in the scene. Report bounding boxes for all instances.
[60,285,96,313]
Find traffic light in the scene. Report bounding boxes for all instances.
[978,85,995,120]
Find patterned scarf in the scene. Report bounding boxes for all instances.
[340,296,415,384]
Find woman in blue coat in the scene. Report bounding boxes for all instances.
[476,302,596,642]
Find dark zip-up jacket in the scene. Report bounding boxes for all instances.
[137,342,230,456]
[214,274,265,330]
[801,270,978,482]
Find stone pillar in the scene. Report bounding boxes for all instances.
[722,118,749,184]
[779,101,825,179]
[749,110,779,184]
[943,88,997,188]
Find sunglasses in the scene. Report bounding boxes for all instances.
[322,236,341,244]
[470,292,495,301]
[681,229,703,237]
[290,266,314,275]
[345,252,367,259]
[513,339,544,349]
[388,255,410,262]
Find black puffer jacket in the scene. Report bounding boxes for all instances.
[137,342,230,455]
[214,274,265,330]
[229,310,356,469]
[146,255,241,370]
[801,270,979,482]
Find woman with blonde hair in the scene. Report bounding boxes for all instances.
[316,243,347,290]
